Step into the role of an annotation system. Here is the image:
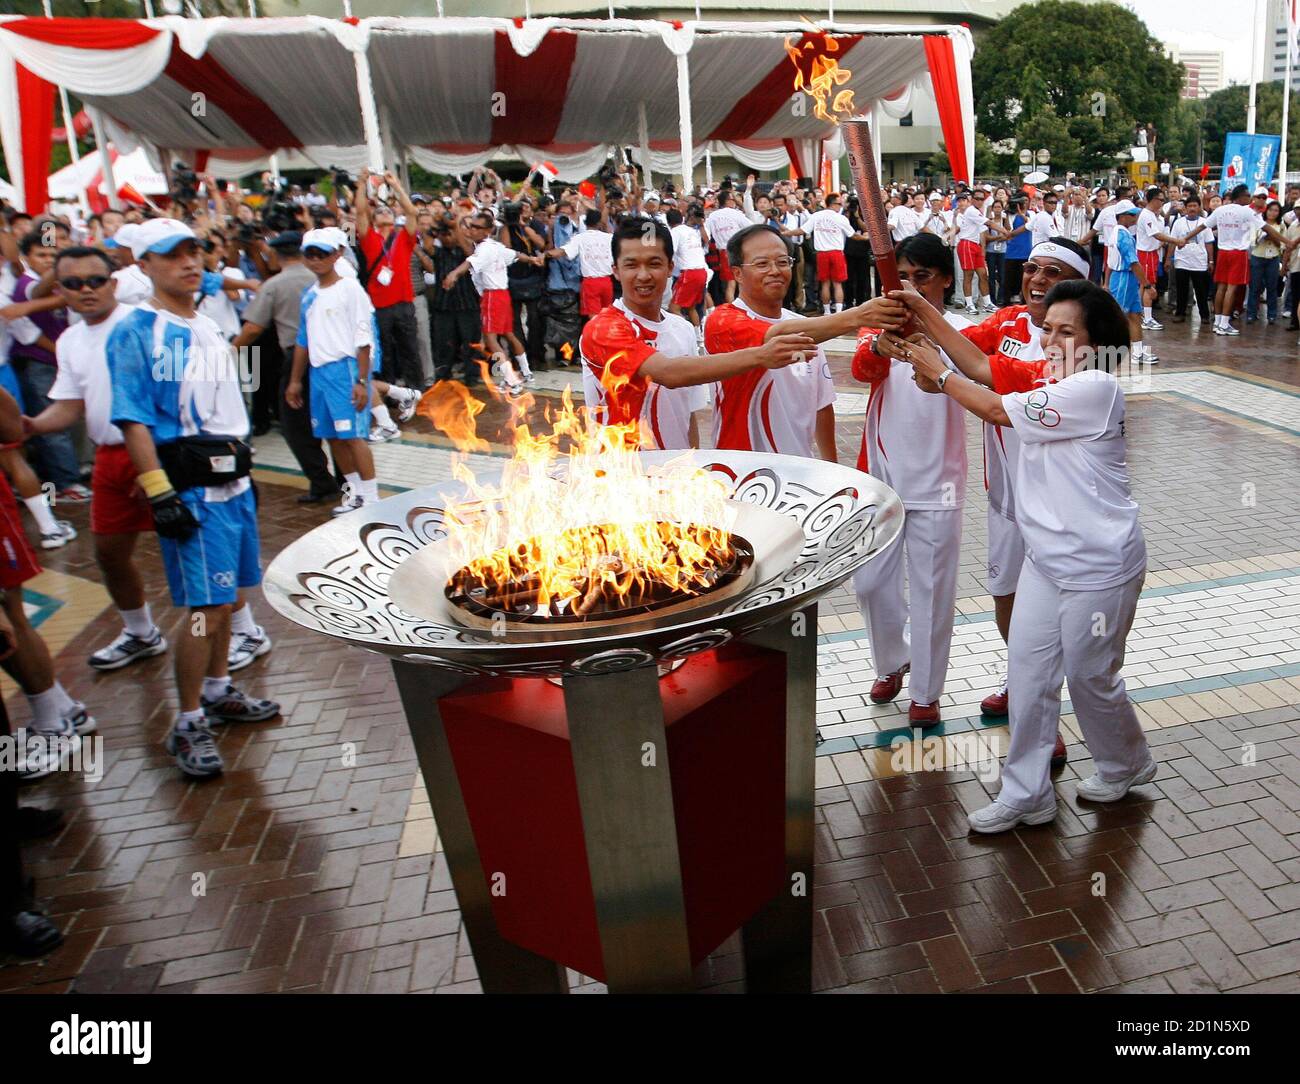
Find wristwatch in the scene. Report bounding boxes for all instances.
[935,369,953,391]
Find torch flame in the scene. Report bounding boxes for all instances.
[560,341,574,361]
[420,381,735,618]
[786,32,855,124]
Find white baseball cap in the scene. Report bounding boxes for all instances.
[1111,199,1139,217]
[130,218,197,259]
[103,223,139,251]
[301,227,350,253]
[1254,185,1269,196]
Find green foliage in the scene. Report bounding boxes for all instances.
[973,0,1183,170]
[1199,82,1300,166]
[927,133,1009,179]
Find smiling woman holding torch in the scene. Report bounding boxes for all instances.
[878,279,1154,834]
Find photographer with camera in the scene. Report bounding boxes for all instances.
[542,196,583,366]
[502,199,549,377]
[428,215,482,385]
[355,169,424,390]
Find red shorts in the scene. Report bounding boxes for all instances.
[91,443,154,536]
[717,250,735,282]
[957,239,986,271]
[579,276,614,316]
[672,268,707,308]
[479,288,514,335]
[816,250,848,282]
[1213,248,1249,285]
[0,474,40,589]
[1138,249,1160,283]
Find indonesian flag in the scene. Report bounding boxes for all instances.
[530,160,559,184]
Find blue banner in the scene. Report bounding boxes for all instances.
[1220,132,1281,195]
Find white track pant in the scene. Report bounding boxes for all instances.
[998,560,1151,811]
[852,507,962,706]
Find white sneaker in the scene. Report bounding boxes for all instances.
[1075,757,1158,803]
[61,702,97,736]
[16,720,82,782]
[89,627,168,671]
[390,387,419,423]
[967,799,1057,834]
[228,626,273,671]
[523,372,537,386]
[368,424,400,444]
[981,300,998,313]
[1223,324,1240,336]
[331,494,366,517]
[1141,318,1164,331]
[40,521,77,550]
[965,303,978,316]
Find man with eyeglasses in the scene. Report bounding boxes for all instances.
[704,223,907,461]
[895,236,1089,767]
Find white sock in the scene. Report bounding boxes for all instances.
[1143,306,1152,321]
[387,385,416,406]
[372,402,394,429]
[1134,341,1145,359]
[50,682,76,716]
[833,302,843,313]
[231,603,256,637]
[360,477,380,502]
[26,686,62,731]
[176,707,206,730]
[24,493,58,535]
[1214,314,1226,328]
[120,604,155,639]
[344,471,362,498]
[822,304,832,315]
[202,675,230,700]
[513,354,532,378]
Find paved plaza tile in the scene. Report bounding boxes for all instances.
[2,319,1298,993]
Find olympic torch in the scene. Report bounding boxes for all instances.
[841,115,910,377]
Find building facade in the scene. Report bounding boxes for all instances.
[1167,45,1224,99]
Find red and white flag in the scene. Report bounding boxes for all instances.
[1290,0,1300,62]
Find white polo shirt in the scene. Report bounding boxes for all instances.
[806,209,855,251]
[467,237,519,292]
[1205,203,1257,251]
[561,229,614,278]
[1170,216,1211,271]
[1135,208,1164,253]
[1002,369,1146,590]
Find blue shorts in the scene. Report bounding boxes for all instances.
[0,362,25,413]
[159,485,261,608]
[1108,270,1142,314]
[309,357,371,441]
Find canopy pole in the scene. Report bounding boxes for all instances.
[142,0,155,16]
[637,101,653,191]
[871,100,883,182]
[1282,45,1293,189]
[353,50,385,172]
[705,148,713,188]
[89,108,121,212]
[342,0,353,17]
[675,53,694,193]
[1247,0,1261,134]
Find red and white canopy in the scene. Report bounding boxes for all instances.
[0,15,975,212]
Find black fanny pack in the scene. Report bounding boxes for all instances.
[157,436,253,492]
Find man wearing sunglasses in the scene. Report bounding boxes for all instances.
[24,246,168,677]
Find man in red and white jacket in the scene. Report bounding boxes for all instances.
[703,223,907,461]
[581,219,815,450]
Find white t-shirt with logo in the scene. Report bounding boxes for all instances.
[561,229,614,278]
[1205,203,1257,251]
[1029,209,1057,247]
[1170,216,1211,271]
[957,206,986,244]
[299,277,374,367]
[705,207,752,251]
[1135,208,1164,253]
[467,237,520,292]
[1002,369,1147,590]
[669,224,708,272]
[806,209,855,252]
[50,303,136,447]
[858,310,970,510]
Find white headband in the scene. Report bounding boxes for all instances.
[1028,241,1089,278]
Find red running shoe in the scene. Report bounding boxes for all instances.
[1051,732,1067,770]
[980,680,1009,717]
[870,663,910,704]
[908,701,941,725]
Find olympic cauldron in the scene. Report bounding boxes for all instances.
[264,449,903,993]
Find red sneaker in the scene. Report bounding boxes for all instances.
[980,681,1009,717]
[908,701,941,725]
[1051,732,1067,770]
[870,663,910,704]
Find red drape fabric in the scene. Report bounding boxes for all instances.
[16,63,54,214]
[164,44,302,149]
[923,35,969,184]
[0,17,160,50]
[490,30,578,146]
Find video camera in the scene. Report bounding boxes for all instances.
[171,162,199,204]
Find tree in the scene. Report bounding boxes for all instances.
[927,133,1009,179]
[1199,82,1300,167]
[973,0,1183,170]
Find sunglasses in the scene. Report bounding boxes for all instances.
[59,275,111,291]
[302,247,335,258]
[1022,261,1069,279]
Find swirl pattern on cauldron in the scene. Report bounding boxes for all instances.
[264,451,903,675]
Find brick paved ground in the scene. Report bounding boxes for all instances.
[1,317,1298,993]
